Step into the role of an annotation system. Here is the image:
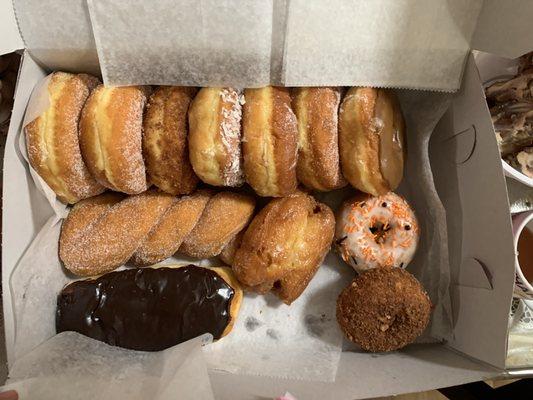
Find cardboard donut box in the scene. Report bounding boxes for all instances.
[1,1,533,398]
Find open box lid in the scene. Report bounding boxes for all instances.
[2,0,533,391]
[4,0,533,90]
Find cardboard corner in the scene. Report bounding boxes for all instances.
[0,0,24,56]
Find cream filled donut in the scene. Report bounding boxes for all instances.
[335,192,419,272]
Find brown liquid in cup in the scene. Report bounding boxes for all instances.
[518,227,533,284]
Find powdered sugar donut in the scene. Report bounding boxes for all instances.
[335,192,419,272]
[188,87,244,187]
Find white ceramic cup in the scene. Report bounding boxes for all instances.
[513,210,533,299]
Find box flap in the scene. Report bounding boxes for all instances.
[210,344,500,399]
[12,0,99,74]
[472,0,533,58]
[87,0,483,90]
[429,53,515,368]
[0,0,24,56]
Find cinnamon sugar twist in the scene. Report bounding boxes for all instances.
[59,189,255,276]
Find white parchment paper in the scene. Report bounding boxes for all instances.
[87,0,274,87]
[86,0,483,91]
[19,73,69,218]
[2,333,214,400]
[13,0,100,74]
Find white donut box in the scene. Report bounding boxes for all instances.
[1,1,533,399]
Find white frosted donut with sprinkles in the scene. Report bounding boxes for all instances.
[335,192,419,273]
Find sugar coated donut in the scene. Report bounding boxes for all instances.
[335,192,418,272]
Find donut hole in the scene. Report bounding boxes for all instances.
[369,221,392,244]
[404,225,411,231]
[273,280,282,290]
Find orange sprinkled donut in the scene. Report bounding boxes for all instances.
[335,192,419,273]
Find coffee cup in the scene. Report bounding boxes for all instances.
[513,210,533,299]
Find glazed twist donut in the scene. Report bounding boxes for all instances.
[59,189,256,276]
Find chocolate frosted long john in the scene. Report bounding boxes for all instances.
[56,265,240,351]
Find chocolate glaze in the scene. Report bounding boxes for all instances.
[56,266,234,351]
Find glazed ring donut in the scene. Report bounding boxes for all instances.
[339,87,406,196]
[336,268,431,352]
[293,87,346,191]
[79,85,150,194]
[188,87,244,187]
[335,192,419,273]
[25,72,105,204]
[242,86,298,197]
[143,86,199,195]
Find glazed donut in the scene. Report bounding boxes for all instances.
[179,191,256,258]
[335,192,418,273]
[188,87,244,187]
[143,86,199,195]
[336,268,431,352]
[232,192,334,304]
[339,87,406,196]
[293,87,346,191]
[25,72,105,204]
[57,264,243,351]
[242,86,298,197]
[79,85,150,194]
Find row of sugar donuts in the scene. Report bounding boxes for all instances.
[24,72,407,203]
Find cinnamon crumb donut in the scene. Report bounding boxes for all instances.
[335,192,419,273]
[25,72,105,204]
[79,85,150,194]
[242,86,298,197]
[293,87,346,191]
[143,86,199,195]
[188,87,244,187]
[337,268,431,352]
[339,87,406,196]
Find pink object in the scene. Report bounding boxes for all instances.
[512,210,533,299]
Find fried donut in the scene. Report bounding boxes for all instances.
[143,86,199,195]
[188,87,244,186]
[335,192,419,273]
[232,192,334,304]
[219,230,244,265]
[339,87,406,196]
[179,191,256,258]
[79,85,150,194]
[130,189,212,266]
[57,265,243,351]
[293,87,346,191]
[25,72,105,204]
[242,86,298,197]
[59,190,175,276]
[336,268,431,352]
